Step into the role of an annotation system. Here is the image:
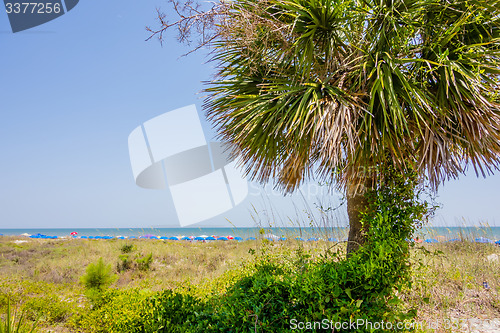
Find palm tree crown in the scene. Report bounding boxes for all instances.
[204,0,500,192]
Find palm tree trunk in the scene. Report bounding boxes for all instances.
[346,179,370,256]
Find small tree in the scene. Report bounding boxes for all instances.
[80,258,116,292]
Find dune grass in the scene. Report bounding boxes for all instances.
[0,236,498,332]
[405,242,500,332]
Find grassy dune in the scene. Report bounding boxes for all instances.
[0,237,498,332]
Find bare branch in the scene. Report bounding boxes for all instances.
[146,0,227,51]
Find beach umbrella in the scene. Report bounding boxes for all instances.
[129,236,137,239]
[328,238,338,242]
[70,232,78,236]
[181,236,191,241]
[279,237,287,241]
[234,236,243,241]
[475,237,494,243]
[205,236,217,241]
[194,236,205,241]
[246,237,256,241]
[117,236,125,239]
[307,237,318,242]
[296,237,305,241]
[160,236,169,240]
[495,240,500,245]
[447,238,461,242]
[227,236,234,240]
[263,233,279,241]
[169,236,179,240]
[424,239,438,243]
[218,237,228,241]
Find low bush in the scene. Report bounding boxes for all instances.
[0,280,79,327]
[120,244,134,254]
[80,258,116,292]
[80,258,117,306]
[71,288,154,333]
[117,254,132,273]
[136,253,153,272]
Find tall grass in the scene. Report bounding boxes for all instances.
[246,182,349,242]
[0,301,37,333]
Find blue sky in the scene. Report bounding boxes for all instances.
[0,0,499,229]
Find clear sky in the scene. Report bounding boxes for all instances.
[0,0,499,229]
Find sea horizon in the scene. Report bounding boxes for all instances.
[1,226,500,240]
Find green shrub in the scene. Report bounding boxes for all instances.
[80,258,117,306]
[136,253,153,272]
[147,289,210,332]
[73,288,156,333]
[120,244,134,254]
[80,258,116,291]
[0,280,79,326]
[117,254,132,273]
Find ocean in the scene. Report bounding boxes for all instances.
[0,227,499,241]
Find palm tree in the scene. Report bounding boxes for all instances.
[152,0,500,253]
